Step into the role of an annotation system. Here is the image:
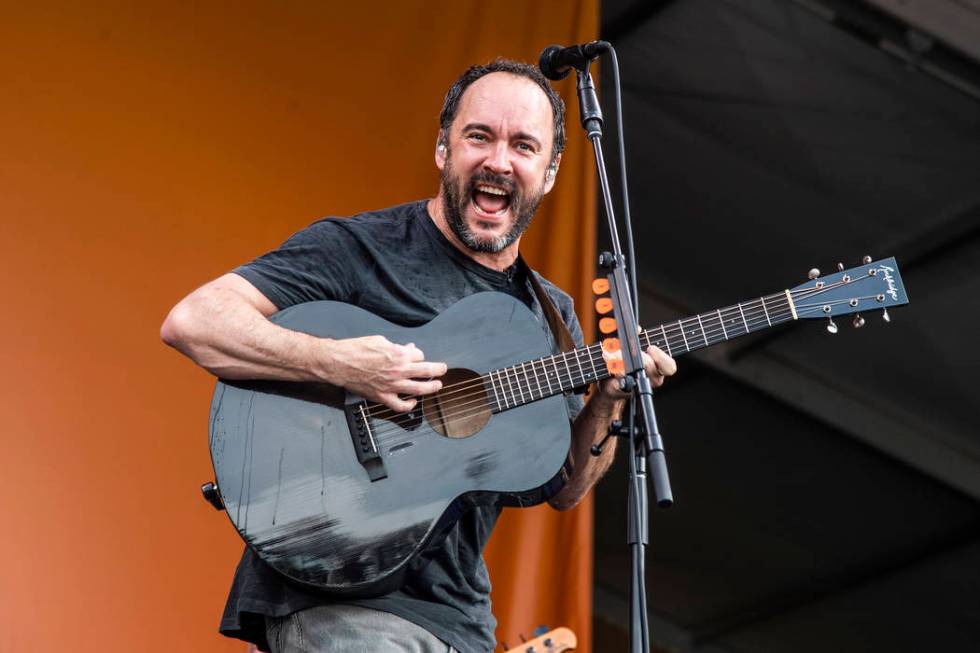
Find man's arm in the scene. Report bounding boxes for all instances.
[548,345,676,511]
[160,273,446,412]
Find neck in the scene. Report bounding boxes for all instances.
[426,194,520,273]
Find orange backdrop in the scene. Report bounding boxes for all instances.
[0,2,598,651]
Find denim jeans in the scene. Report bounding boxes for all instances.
[265,604,457,652]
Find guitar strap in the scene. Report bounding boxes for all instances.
[519,256,576,354]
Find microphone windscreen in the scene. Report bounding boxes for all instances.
[538,45,571,81]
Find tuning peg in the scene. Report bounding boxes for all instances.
[882,307,891,323]
[862,255,872,264]
[826,317,838,334]
[837,262,845,272]
[808,268,820,279]
[852,314,865,328]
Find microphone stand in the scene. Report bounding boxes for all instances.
[576,63,673,653]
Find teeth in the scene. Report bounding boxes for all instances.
[476,185,509,196]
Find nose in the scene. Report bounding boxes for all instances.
[483,140,512,176]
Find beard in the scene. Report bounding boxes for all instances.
[440,154,545,254]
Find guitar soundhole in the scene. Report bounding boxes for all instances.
[422,368,491,439]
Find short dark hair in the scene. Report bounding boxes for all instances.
[438,58,566,165]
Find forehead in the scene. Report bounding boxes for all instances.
[453,72,554,143]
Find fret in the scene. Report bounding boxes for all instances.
[489,369,504,410]
[586,345,599,381]
[503,367,517,408]
[520,362,534,401]
[532,358,544,399]
[760,296,772,327]
[678,319,690,352]
[571,348,585,388]
[558,353,575,389]
[717,309,728,340]
[511,366,526,404]
[489,370,501,410]
[660,324,672,356]
[737,302,750,333]
[771,294,789,323]
[542,356,555,395]
[696,314,709,348]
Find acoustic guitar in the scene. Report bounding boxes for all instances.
[206,257,908,595]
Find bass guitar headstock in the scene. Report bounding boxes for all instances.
[790,255,909,333]
[503,626,577,652]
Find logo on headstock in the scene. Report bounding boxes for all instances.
[878,265,899,301]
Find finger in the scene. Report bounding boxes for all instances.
[408,361,448,378]
[601,348,625,377]
[379,392,417,413]
[646,345,677,376]
[393,378,443,396]
[401,343,425,363]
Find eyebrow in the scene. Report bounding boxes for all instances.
[461,122,543,150]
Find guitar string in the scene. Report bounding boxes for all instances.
[367,278,877,440]
[364,274,881,435]
[363,272,875,423]
[364,297,788,424]
[368,293,882,445]
[372,305,795,444]
[368,297,875,445]
[362,274,880,430]
[369,302,800,443]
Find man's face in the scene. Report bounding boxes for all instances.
[436,72,559,254]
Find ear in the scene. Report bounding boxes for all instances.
[543,153,561,194]
[435,131,448,171]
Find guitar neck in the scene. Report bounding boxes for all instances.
[488,290,795,412]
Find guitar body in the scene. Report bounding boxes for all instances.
[209,292,572,596]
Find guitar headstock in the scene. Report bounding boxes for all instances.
[503,627,577,653]
[789,256,909,332]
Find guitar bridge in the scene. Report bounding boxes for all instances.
[344,397,388,482]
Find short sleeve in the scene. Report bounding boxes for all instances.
[233,219,362,310]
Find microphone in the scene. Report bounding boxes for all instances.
[538,40,611,80]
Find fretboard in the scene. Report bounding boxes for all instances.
[487,291,795,412]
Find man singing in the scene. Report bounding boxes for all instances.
[161,58,675,653]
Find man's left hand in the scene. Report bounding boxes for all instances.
[597,345,677,399]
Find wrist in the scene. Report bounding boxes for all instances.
[310,336,342,384]
[588,384,625,417]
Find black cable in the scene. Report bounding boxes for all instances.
[607,46,641,322]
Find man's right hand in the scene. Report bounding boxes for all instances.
[321,336,447,413]
[162,274,447,413]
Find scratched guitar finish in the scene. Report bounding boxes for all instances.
[208,258,909,597]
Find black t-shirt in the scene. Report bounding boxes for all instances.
[220,200,585,653]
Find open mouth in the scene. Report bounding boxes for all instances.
[470,183,512,217]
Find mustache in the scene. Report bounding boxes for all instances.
[465,171,517,196]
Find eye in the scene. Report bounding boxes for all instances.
[516,142,533,152]
[468,132,488,142]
